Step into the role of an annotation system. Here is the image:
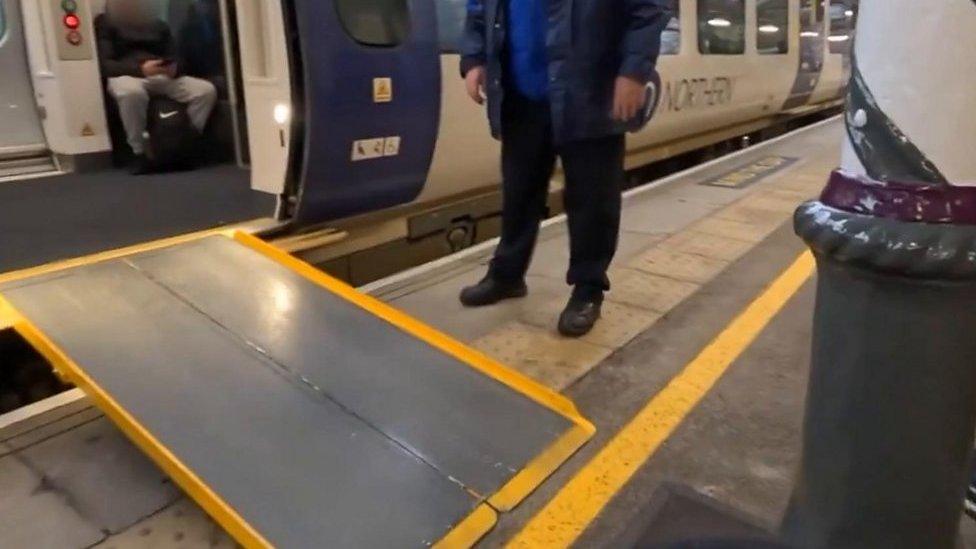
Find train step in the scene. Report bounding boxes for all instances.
[0,153,57,180]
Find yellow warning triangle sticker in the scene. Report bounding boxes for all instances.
[81,123,95,137]
[373,78,393,103]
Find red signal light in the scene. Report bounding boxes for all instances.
[63,14,80,29]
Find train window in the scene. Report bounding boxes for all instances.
[0,1,5,42]
[436,0,466,53]
[660,0,680,55]
[697,0,745,55]
[335,0,411,47]
[828,0,858,53]
[756,0,788,54]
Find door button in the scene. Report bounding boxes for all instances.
[66,30,82,46]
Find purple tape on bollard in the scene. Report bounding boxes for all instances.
[821,170,976,225]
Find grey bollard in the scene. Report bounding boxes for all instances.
[782,170,976,548]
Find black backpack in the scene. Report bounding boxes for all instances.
[146,97,201,171]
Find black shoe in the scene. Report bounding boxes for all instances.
[129,154,152,175]
[459,277,528,307]
[558,297,602,337]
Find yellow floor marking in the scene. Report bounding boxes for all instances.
[506,251,815,548]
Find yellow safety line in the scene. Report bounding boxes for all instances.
[433,504,498,549]
[0,294,272,549]
[506,251,816,548]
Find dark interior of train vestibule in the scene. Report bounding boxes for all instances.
[0,0,273,272]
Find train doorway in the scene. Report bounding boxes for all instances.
[0,0,277,274]
[0,0,51,177]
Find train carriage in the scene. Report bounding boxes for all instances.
[0,0,856,281]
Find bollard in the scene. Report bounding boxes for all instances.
[785,174,976,548]
[782,1,976,547]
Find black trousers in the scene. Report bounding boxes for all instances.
[488,93,624,300]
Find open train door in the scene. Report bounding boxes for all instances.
[234,0,294,198]
[288,0,442,226]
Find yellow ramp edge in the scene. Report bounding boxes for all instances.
[434,504,498,549]
[0,227,234,286]
[1,231,597,548]
[0,298,16,331]
[0,293,273,549]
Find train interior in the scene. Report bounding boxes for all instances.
[0,0,274,273]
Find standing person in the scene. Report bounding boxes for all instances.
[458,0,670,337]
[96,0,217,174]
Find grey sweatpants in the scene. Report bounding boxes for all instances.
[107,75,217,155]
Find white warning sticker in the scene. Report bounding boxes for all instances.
[351,136,402,162]
[383,136,401,157]
[351,138,385,161]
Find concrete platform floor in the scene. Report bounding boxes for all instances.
[375,116,976,547]
[482,222,976,547]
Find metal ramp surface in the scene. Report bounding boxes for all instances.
[0,232,594,548]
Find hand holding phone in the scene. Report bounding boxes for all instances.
[158,58,178,78]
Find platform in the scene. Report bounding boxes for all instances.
[4,117,975,548]
[0,232,593,548]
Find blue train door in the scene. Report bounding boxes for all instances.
[289,0,442,225]
[783,0,826,110]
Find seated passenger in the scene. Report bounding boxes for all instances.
[95,0,217,173]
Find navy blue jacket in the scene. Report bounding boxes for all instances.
[460,0,670,143]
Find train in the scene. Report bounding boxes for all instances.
[0,0,854,285]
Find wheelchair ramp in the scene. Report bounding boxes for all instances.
[0,233,594,548]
